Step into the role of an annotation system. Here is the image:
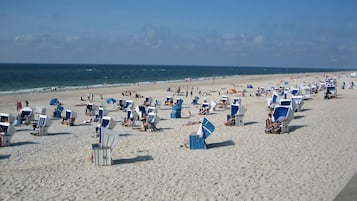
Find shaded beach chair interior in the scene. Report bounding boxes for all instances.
[192,96,199,105]
[122,110,138,127]
[95,107,107,122]
[136,105,147,120]
[92,127,119,166]
[0,113,15,124]
[326,86,337,98]
[164,96,173,106]
[53,104,64,118]
[170,99,183,119]
[0,122,16,146]
[291,96,304,112]
[19,107,34,124]
[144,96,152,106]
[279,99,297,113]
[219,95,229,108]
[199,102,210,115]
[290,88,300,96]
[272,106,293,133]
[123,100,134,112]
[31,115,52,136]
[63,110,77,126]
[117,99,126,110]
[85,103,97,116]
[189,118,215,149]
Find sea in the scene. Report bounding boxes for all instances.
[0,63,352,94]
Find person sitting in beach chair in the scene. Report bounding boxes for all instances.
[264,113,281,134]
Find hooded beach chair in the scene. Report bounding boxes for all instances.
[326,86,337,98]
[63,110,77,126]
[94,107,107,122]
[218,95,229,109]
[279,99,297,113]
[117,99,126,110]
[199,102,210,115]
[0,113,15,124]
[85,103,97,116]
[123,100,134,112]
[0,122,16,146]
[19,107,34,125]
[144,96,152,106]
[164,96,174,106]
[209,100,217,113]
[232,97,241,105]
[189,117,215,149]
[31,115,52,136]
[34,106,46,121]
[148,106,158,114]
[146,112,160,131]
[136,105,147,120]
[291,96,304,112]
[95,116,117,137]
[170,99,183,119]
[52,104,64,118]
[192,96,199,105]
[92,127,119,166]
[272,106,293,133]
[267,92,279,109]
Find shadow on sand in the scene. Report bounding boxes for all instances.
[207,140,235,149]
[112,155,154,165]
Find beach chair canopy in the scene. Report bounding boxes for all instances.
[106,98,116,104]
[100,127,118,148]
[101,116,116,129]
[201,118,215,139]
[38,115,52,127]
[272,106,290,122]
[231,104,240,116]
[49,98,60,105]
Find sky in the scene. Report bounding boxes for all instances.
[0,0,356,68]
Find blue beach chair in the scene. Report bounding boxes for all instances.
[189,118,215,149]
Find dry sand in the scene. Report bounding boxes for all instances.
[1,72,356,201]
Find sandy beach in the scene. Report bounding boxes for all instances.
[1,72,356,201]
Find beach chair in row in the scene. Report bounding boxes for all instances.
[189,117,215,149]
[92,127,119,166]
[85,103,97,116]
[192,96,199,105]
[15,107,35,125]
[123,100,134,112]
[272,106,294,133]
[164,96,174,106]
[199,102,210,115]
[170,99,183,118]
[230,103,245,126]
[144,96,152,106]
[0,113,15,124]
[0,122,16,146]
[30,115,52,136]
[143,112,160,132]
[95,116,116,137]
[267,93,279,110]
[53,104,64,119]
[291,96,304,112]
[62,110,77,126]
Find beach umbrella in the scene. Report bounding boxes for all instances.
[106,98,116,104]
[49,98,59,105]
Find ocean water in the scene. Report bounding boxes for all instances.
[0,63,350,94]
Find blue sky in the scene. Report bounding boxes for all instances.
[0,1,356,68]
